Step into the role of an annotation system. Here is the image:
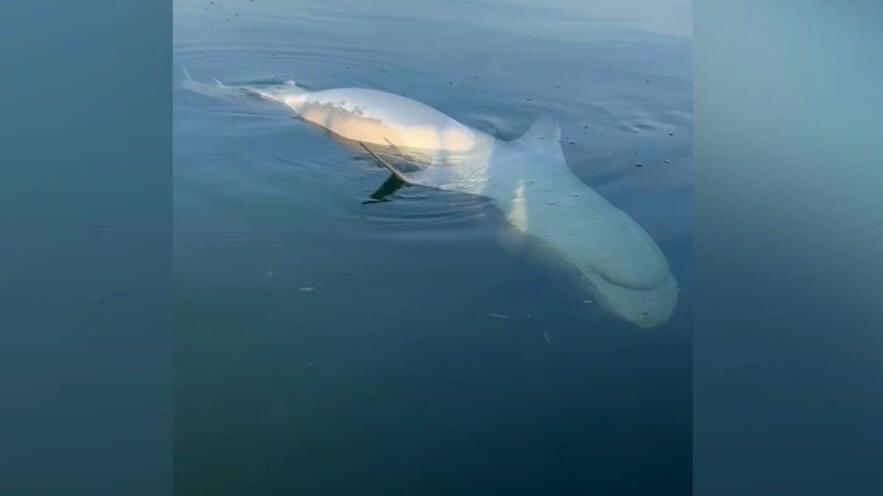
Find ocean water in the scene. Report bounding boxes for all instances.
[174,0,692,494]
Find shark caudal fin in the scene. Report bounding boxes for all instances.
[181,67,247,100]
[180,67,306,106]
[512,116,562,155]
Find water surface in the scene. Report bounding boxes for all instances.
[174,0,692,494]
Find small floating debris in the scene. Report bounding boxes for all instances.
[633,162,644,168]
[668,132,674,136]
[271,51,278,56]
[448,81,453,85]
[543,330,552,344]
[664,159,671,164]
[583,299,593,304]
[298,287,314,293]
[554,84,562,88]
[304,361,317,368]
[488,312,510,320]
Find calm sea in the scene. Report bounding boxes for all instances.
[174,0,692,494]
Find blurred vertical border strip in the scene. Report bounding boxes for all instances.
[0,2,172,495]
[695,1,883,495]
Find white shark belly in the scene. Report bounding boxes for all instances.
[285,88,480,153]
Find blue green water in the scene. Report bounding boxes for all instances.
[174,0,692,493]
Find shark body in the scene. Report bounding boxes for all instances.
[183,73,678,328]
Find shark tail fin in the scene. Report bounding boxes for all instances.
[513,116,562,153]
[181,68,245,100]
[181,67,306,107]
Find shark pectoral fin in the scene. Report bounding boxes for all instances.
[363,173,406,204]
[359,142,413,184]
[358,142,467,193]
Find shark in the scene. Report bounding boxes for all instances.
[182,70,678,328]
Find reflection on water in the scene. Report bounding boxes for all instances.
[175,0,692,494]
